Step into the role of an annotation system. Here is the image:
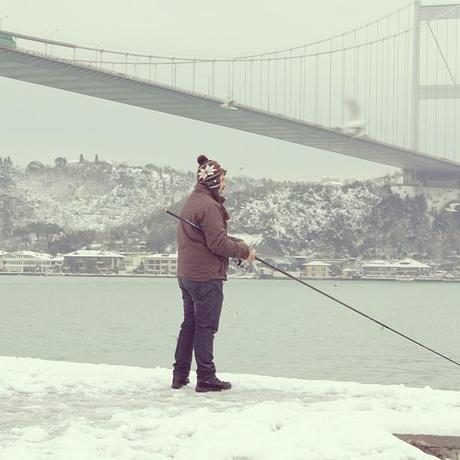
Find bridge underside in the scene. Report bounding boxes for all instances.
[1,45,460,186]
[403,170,460,188]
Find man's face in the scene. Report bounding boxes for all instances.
[219,174,226,192]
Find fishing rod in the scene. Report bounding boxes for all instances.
[163,207,460,369]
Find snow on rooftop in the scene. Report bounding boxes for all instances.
[4,251,55,260]
[392,258,430,269]
[63,249,125,258]
[304,261,331,266]
[145,253,178,259]
[1,357,459,459]
[362,258,430,269]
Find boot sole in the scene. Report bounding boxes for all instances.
[195,386,231,393]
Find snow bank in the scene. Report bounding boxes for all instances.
[1,357,459,459]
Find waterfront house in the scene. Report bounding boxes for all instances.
[63,249,125,274]
[392,258,431,276]
[361,258,431,278]
[2,251,61,273]
[304,261,331,278]
[143,253,177,276]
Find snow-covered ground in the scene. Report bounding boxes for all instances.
[1,357,459,460]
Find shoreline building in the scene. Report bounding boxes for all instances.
[361,258,431,278]
[2,251,62,273]
[63,249,125,274]
[303,261,331,278]
[143,253,177,276]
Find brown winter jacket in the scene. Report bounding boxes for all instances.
[176,184,250,281]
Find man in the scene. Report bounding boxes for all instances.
[172,154,256,392]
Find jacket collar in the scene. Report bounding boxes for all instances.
[194,183,213,196]
[194,183,225,204]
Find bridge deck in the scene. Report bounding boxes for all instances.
[1,45,460,175]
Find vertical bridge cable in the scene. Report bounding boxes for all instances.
[231,59,235,101]
[385,15,390,143]
[456,15,459,161]
[315,44,319,123]
[396,12,401,146]
[302,47,306,120]
[365,32,370,136]
[342,35,346,127]
[259,58,263,109]
[328,39,332,127]
[435,20,439,157]
[267,59,271,112]
[289,49,293,117]
[283,57,287,116]
[445,20,449,158]
[423,22,431,152]
[274,53,278,114]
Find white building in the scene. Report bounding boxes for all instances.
[143,253,177,276]
[361,258,431,278]
[392,259,431,276]
[63,249,125,274]
[360,260,393,277]
[2,251,61,273]
[304,261,331,278]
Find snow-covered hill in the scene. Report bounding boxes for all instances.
[1,159,459,258]
[6,161,192,231]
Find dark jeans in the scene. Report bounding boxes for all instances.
[173,278,224,381]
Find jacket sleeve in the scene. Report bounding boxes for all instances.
[200,202,250,259]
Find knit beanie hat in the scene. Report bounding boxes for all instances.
[196,155,226,189]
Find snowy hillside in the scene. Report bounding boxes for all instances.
[1,357,460,460]
[1,158,459,258]
[3,161,192,232]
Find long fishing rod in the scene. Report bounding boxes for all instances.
[163,208,460,368]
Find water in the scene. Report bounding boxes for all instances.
[1,276,459,390]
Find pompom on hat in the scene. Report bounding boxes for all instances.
[196,155,226,189]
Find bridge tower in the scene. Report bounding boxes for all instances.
[409,2,460,187]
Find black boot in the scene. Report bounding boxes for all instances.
[171,376,190,389]
[195,376,232,393]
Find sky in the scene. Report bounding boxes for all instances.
[0,0,451,181]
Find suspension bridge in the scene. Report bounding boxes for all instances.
[0,1,459,186]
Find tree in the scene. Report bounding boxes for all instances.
[79,154,85,163]
[94,154,99,163]
[27,161,45,172]
[55,157,67,168]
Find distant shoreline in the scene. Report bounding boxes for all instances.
[0,272,459,282]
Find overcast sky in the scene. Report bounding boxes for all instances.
[1,0,447,181]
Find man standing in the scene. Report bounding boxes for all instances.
[172,154,256,392]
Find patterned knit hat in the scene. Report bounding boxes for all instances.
[196,155,226,189]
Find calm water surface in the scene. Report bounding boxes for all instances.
[1,276,459,390]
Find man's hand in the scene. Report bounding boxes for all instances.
[246,249,256,263]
